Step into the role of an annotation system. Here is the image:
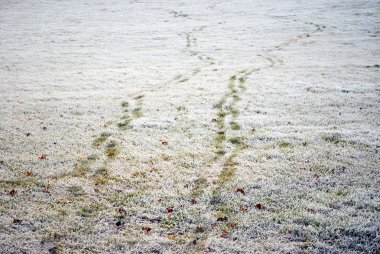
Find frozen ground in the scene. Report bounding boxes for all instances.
[0,0,379,253]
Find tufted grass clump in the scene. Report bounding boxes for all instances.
[117,118,131,130]
[218,168,236,184]
[105,142,120,159]
[279,141,293,148]
[92,132,112,147]
[321,133,343,143]
[132,107,143,118]
[228,136,243,144]
[230,122,241,130]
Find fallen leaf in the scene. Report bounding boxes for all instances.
[39,154,47,160]
[117,207,126,215]
[42,188,50,193]
[217,131,225,135]
[236,188,245,195]
[94,188,100,193]
[229,223,237,228]
[191,199,197,205]
[25,171,33,177]
[13,219,22,224]
[255,203,264,209]
[221,230,229,238]
[161,141,168,145]
[167,234,174,240]
[9,189,17,196]
[142,226,152,233]
[313,174,320,179]
[42,127,47,131]
[217,216,228,222]
[167,206,174,213]
[240,207,248,213]
[157,198,163,203]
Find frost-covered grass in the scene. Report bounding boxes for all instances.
[0,0,379,253]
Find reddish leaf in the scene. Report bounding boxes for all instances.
[157,198,163,203]
[255,203,264,209]
[236,188,245,195]
[192,239,197,244]
[217,131,225,135]
[9,189,17,196]
[167,206,174,213]
[142,226,152,233]
[13,219,22,224]
[221,230,229,238]
[25,171,33,177]
[217,216,228,222]
[161,141,168,145]
[43,188,50,193]
[94,188,100,193]
[313,174,320,179]
[39,154,47,160]
[240,207,248,213]
[191,199,197,205]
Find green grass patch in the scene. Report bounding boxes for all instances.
[218,168,236,184]
[92,132,112,147]
[215,133,226,143]
[228,136,243,144]
[105,142,120,159]
[73,160,94,177]
[230,122,241,130]
[117,118,131,130]
[279,141,293,148]
[321,133,343,143]
[132,108,143,118]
